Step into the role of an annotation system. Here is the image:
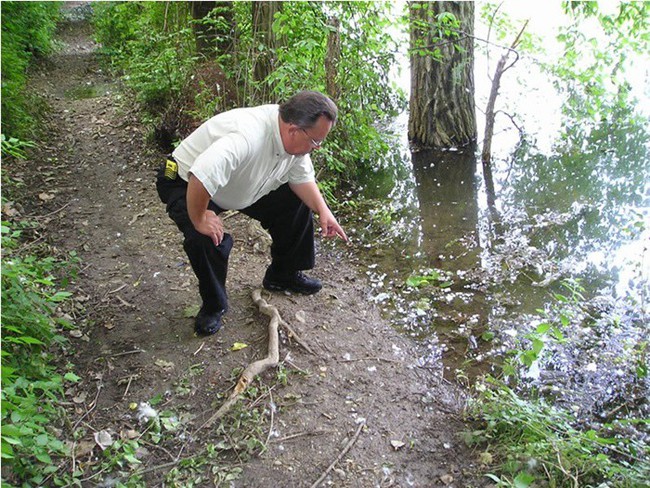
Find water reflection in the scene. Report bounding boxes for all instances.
[411,145,481,271]
[350,52,649,426]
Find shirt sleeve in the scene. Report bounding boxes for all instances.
[287,155,316,184]
[188,132,251,197]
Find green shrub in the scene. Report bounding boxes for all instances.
[466,379,649,487]
[1,218,80,485]
[1,1,61,137]
[93,2,197,111]
[91,1,406,189]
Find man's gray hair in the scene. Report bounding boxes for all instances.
[279,91,338,129]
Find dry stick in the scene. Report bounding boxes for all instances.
[72,383,103,431]
[265,388,275,447]
[278,314,315,355]
[193,341,205,356]
[200,289,282,429]
[310,420,366,488]
[272,429,328,443]
[110,348,145,357]
[121,375,134,400]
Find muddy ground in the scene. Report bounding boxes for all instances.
[6,8,489,487]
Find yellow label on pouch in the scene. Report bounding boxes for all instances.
[164,159,178,179]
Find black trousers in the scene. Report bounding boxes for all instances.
[156,166,315,313]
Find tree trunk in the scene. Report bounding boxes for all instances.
[190,2,234,58]
[252,1,282,84]
[409,1,477,149]
[325,16,341,102]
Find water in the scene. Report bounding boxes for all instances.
[344,1,650,424]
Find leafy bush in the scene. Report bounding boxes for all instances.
[1,1,61,137]
[1,217,80,485]
[266,2,406,183]
[465,281,650,487]
[93,2,197,110]
[91,1,407,189]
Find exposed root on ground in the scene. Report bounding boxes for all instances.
[200,289,310,429]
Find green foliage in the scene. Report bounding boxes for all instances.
[1,219,79,485]
[91,1,406,189]
[1,134,36,160]
[466,378,649,487]
[467,279,650,487]
[405,268,453,289]
[93,2,196,110]
[553,2,650,124]
[228,1,407,183]
[501,280,582,377]
[1,1,61,137]
[478,2,541,53]
[409,2,462,60]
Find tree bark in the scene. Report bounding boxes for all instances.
[325,16,341,102]
[252,1,282,84]
[190,2,234,57]
[409,1,477,149]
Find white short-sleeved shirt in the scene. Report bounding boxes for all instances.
[172,104,315,210]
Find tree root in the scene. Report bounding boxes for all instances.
[201,288,306,429]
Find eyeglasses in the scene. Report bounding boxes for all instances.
[301,128,325,148]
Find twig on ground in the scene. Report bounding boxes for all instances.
[110,349,145,357]
[271,429,328,443]
[193,341,205,356]
[114,295,135,308]
[265,388,275,447]
[106,283,127,295]
[72,383,103,431]
[28,200,74,220]
[284,356,311,376]
[337,356,401,364]
[310,420,366,488]
[121,375,134,400]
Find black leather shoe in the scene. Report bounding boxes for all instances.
[194,306,224,336]
[263,269,322,295]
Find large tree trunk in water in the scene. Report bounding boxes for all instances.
[409,1,476,149]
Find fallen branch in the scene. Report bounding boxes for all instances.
[200,289,282,429]
[310,420,366,488]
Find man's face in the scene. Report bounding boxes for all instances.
[286,115,333,156]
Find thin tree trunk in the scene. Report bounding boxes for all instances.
[481,21,527,165]
[325,16,341,101]
[252,1,282,84]
[190,2,234,57]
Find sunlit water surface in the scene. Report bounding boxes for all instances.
[339,1,649,429]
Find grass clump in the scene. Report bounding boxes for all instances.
[465,378,649,487]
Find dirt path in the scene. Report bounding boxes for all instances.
[15,8,486,487]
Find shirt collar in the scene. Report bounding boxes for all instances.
[272,108,287,157]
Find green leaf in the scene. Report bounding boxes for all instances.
[64,372,81,382]
[34,451,52,463]
[531,338,544,355]
[513,472,535,488]
[1,441,15,458]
